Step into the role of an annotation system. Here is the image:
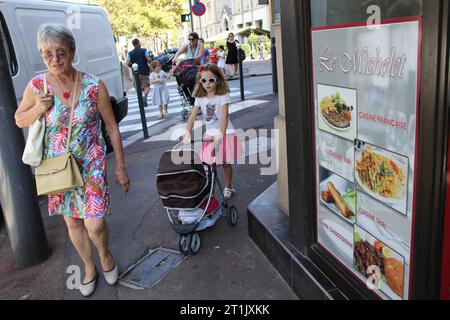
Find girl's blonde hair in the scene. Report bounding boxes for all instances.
[192,63,230,98]
[150,60,161,71]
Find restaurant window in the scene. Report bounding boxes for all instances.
[309,0,423,300]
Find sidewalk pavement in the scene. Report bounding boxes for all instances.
[0,93,298,300]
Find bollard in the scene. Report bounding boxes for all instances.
[271,37,278,94]
[237,43,245,101]
[132,63,149,139]
[0,31,49,267]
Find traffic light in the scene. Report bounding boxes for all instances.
[181,14,191,22]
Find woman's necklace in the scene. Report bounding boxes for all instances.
[63,90,71,100]
[59,80,74,100]
[51,73,74,100]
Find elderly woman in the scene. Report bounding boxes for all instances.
[14,23,130,297]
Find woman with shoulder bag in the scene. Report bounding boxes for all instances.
[14,23,130,297]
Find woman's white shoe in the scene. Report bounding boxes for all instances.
[103,257,119,285]
[79,271,98,297]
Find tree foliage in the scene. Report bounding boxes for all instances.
[98,0,184,38]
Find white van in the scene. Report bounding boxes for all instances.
[0,0,127,124]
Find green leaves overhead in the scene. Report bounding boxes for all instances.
[98,0,185,37]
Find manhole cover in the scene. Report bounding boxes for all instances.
[119,247,185,289]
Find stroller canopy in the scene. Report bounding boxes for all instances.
[157,149,210,210]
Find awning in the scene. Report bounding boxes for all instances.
[204,27,270,43]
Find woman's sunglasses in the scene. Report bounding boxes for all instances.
[200,77,217,84]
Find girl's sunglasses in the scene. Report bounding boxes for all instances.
[200,77,217,84]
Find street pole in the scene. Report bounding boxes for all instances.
[189,0,194,33]
[237,43,245,101]
[271,37,278,94]
[0,31,49,267]
[132,64,149,139]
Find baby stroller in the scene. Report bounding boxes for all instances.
[156,142,238,255]
[172,58,199,120]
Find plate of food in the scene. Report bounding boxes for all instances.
[320,175,356,224]
[319,92,353,132]
[355,146,407,205]
[353,232,404,300]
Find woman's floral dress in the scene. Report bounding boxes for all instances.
[29,72,111,219]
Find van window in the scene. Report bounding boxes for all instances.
[1,13,18,76]
[14,8,70,73]
[81,12,115,61]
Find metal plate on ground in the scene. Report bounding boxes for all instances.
[118,247,185,290]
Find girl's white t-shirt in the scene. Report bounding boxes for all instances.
[194,93,235,136]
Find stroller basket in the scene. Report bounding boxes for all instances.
[157,150,210,210]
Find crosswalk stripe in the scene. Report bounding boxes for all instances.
[121,106,185,123]
[119,84,257,144]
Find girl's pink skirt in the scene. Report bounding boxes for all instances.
[201,134,244,165]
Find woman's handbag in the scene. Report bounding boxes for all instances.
[35,71,84,196]
[22,75,49,167]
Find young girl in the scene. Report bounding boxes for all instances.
[184,63,243,200]
[149,60,171,118]
[217,45,226,76]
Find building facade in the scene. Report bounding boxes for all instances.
[191,0,270,42]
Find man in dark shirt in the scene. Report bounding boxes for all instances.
[126,38,152,106]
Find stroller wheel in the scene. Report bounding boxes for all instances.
[178,234,190,254]
[228,206,238,226]
[189,233,202,255]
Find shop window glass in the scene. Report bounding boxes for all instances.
[311,0,423,28]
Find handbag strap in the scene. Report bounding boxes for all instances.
[65,71,80,154]
[42,71,80,153]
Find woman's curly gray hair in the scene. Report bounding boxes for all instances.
[37,23,76,52]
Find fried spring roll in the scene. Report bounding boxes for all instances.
[327,182,353,218]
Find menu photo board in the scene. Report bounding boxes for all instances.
[312,17,421,300]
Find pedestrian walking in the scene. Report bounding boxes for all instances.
[225,33,239,78]
[149,60,171,119]
[14,23,130,297]
[217,45,226,76]
[199,38,210,65]
[258,39,265,60]
[183,63,243,200]
[173,32,204,65]
[126,38,152,106]
[209,42,218,64]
